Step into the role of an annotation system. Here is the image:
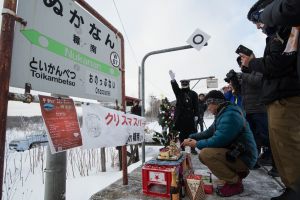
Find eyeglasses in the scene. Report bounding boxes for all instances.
[205,98,225,105]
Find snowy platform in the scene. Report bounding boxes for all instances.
[90,152,284,200]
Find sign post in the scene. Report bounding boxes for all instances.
[0,1,17,199]
[7,0,128,190]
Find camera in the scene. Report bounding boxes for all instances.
[224,69,242,94]
[224,69,237,83]
[235,45,253,56]
[226,142,246,162]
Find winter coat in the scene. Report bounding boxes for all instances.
[249,27,300,104]
[260,0,300,79]
[131,105,141,116]
[240,71,266,113]
[224,90,243,108]
[189,103,258,169]
[171,80,199,133]
[198,100,207,119]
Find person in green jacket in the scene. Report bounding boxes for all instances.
[182,90,257,197]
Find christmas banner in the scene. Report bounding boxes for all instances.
[81,103,146,149]
[39,95,82,153]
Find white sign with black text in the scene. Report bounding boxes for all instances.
[207,78,218,88]
[10,0,123,103]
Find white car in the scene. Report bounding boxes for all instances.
[9,131,48,152]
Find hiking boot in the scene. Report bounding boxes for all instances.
[216,180,244,197]
[268,167,279,177]
[271,188,298,200]
[237,170,250,179]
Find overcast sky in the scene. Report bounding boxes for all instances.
[84,0,265,99]
[2,0,266,115]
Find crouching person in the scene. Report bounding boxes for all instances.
[182,90,257,197]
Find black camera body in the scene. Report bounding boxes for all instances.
[224,69,238,83]
[226,142,246,162]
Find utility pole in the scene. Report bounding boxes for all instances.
[0,0,17,199]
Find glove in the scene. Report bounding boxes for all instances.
[169,70,175,80]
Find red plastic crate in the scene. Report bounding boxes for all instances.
[142,164,179,198]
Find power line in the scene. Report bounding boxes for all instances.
[112,0,139,66]
[112,1,172,99]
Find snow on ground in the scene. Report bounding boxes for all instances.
[3,118,214,200]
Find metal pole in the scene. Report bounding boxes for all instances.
[44,94,67,200]
[0,0,17,199]
[138,66,141,99]
[186,76,215,81]
[189,76,215,90]
[44,147,67,200]
[141,44,193,163]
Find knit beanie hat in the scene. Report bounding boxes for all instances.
[205,90,226,105]
[247,0,274,23]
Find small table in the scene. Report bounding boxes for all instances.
[142,153,192,198]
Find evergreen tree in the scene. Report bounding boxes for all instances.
[153,97,178,146]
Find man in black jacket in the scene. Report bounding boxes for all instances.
[241,1,300,199]
[197,93,207,132]
[259,0,300,78]
[131,100,141,116]
[169,70,199,154]
[248,0,300,77]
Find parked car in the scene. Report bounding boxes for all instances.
[9,131,48,151]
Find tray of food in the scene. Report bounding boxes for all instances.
[157,141,182,161]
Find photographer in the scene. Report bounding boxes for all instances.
[258,0,300,78]
[239,1,300,199]
[182,90,257,197]
[237,55,277,174]
[224,69,243,108]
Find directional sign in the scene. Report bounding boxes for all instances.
[207,78,218,88]
[187,29,211,51]
[10,0,123,103]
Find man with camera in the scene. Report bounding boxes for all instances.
[182,90,257,197]
[236,55,277,174]
[224,69,242,108]
[256,0,300,78]
[239,0,300,199]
